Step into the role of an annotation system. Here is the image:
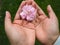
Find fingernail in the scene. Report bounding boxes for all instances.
[6,11,8,16]
[48,5,51,9]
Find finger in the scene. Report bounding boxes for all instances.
[47,5,56,19]
[13,20,23,26]
[5,11,12,27]
[14,1,27,20]
[33,1,47,21]
[23,22,35,29]
[32,1,36,8]
[26,0,32,5]
[26,1,36,9]
[25,0,34,1]
[32,1,47,20]
[5,11,12,39]
[33,2,46,16]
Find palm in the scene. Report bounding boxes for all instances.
[36,16,59,43]
[11,20,35,45]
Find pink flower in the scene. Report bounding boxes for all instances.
[20,5,37,21]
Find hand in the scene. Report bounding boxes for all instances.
[35,3,59,45]
[5,1,35,45]
[20,1,59,45]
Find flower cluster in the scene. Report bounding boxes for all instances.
[20,5,37,21]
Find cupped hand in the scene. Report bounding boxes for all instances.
[5,1,35,45]
[34,2,59,45]
[5,0,59,45]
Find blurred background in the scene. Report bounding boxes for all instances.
[0,0,60,45]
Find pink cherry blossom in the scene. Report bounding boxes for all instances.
[20,5,37,21]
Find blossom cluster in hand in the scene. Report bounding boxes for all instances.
[20,5,37,21]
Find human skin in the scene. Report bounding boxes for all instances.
[5,0,59,45]
[19,0,59,45]
[33,1,59,45]
[5,1,35,45]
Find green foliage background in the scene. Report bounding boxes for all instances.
[0,0,60,45]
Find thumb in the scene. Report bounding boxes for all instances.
[47,5,57,19]
[5,11,12,27]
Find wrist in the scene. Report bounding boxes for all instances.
[53,34,60,45]
[54,35,60,45]
[43,42,52,45]
[11,42,34,45]
[43,34,59,45]
[11,42,28,45]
